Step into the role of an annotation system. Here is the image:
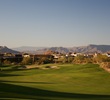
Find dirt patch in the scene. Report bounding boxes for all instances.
[42,66,59,70]
[26,65,40,69]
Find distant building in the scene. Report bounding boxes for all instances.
[105,53,110,57]
[23,53,30,57]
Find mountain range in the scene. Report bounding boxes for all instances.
[13,44,110,54]
[1,45,110,54]
[44,44,110,54]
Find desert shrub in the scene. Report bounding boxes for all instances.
[36,57,53,65]
[100,62,110,69]
[93,54,110,63]
[3,60,11,65]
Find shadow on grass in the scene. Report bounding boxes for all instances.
[0,81,110,100]
[1,80,55,84]
[0,72,22,77]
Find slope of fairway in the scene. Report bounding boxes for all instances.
[0,64,110,100]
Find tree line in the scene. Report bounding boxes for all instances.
[1,53,110,65]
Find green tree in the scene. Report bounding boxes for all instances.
[67,57,74,63]
[22,57,32,65]
[0,57,3,66]
[57,56,67,64]
[73,55,85,64]
[84,57,92,63]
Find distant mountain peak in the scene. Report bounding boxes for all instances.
[0,46,19,54]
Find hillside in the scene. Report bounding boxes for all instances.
[13,46,47,54]
[44,45,110,54]
[0,46,19,54]
[70,44,110,53]
[13,46,46,51]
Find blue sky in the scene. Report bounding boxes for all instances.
[0,0,110,47]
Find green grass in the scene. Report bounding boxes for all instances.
[0,64,110,100]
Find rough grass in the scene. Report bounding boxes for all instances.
[0,64,110,100]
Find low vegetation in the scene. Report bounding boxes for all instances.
[0,64,110,100]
